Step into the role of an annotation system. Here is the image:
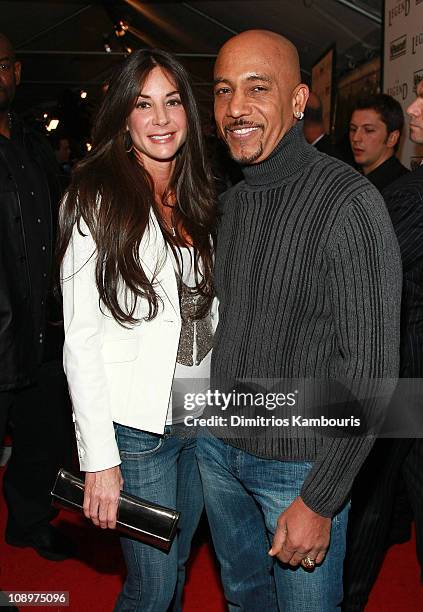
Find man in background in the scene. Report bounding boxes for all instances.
[343,83,423,611]
[349,93,408,191]
[0,33,72,562]
[49,133,72,179]
[303,91,345,160]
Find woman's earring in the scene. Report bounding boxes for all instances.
[124,130,133,154]
[294,110,304,120]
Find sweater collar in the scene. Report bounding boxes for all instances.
[241,122,315,186]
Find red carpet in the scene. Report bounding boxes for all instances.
[0,467,421,611]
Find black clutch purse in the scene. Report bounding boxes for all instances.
[51,468,180,551]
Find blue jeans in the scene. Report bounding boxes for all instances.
[114,423,203,612]
[196,430,349,612]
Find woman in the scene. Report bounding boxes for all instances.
[57,49,216,611]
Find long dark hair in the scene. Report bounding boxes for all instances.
[57,49,216,325]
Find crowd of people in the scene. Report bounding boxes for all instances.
[0,25,422,612]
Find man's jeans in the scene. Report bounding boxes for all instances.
[114,423,203,612]
[196,429,349,612]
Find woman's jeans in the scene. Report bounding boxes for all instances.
[114,423,203,612]
[196,429,349,612]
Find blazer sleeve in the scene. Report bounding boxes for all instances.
[62,219,121,472]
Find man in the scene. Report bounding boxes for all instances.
[303,91,345,160]
[49,133,72,178]
[195,30,401,611]
[0,34,72,561]
[343,82,423,611]
[349,94,408,191]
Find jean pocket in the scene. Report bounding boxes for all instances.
[115,424,164,459]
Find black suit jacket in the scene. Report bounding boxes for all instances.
[0,115,63,390]
[367,156,409,192]
[383,166,423,377]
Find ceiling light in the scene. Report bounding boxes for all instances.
[115,19,129,37]
[46,119,59,132]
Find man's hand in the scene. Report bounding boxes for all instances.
[84,466,123,530]
[268,496,331,567]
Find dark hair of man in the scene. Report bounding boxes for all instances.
[57,49,216,326]
[354,93,405,147]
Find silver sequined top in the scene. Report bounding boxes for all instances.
[176,281,213,366]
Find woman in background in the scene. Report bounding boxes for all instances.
[57,49,216,611]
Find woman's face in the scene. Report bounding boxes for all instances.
[126,66,188,167]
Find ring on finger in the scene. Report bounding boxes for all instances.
[301,556,316,569]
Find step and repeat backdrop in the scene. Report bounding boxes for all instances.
[384,0,423,168]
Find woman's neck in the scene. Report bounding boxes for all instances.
[134,150,175,199]
[133,151,189,241]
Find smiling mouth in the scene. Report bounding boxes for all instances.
[148,133,176,142]
[225,125,262,139]
[230,127,259,135]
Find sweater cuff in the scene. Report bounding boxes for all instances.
[300,436,374,517]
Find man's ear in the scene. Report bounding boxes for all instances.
[14,60,21,86]
[293,83,309,116]
[386,129,400,149]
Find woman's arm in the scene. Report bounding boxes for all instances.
[62,219,123,527]
[84,468,123,529]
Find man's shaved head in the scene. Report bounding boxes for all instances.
[0,33,20,115]
[213,30,308,164]
[0,33,15,60]
[215,30,301,89]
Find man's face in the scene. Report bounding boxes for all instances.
[407,80,423,145]
[57,138,71,164]
[0,39,20,112]
[349,109,396,174]
[213,42,300,164]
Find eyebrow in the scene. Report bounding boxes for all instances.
[137,90,180,99]
[213,73,272,86]
[0,56,12,62]
[246,74,272,83]
[350,122,378,127]
[213,77,229,86]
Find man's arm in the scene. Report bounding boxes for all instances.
[270,189,402,564]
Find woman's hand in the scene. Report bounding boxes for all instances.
[84,466,123,529]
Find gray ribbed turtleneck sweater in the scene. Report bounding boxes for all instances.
[211,123,402,517]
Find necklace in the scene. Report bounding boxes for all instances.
[155,195,176,237]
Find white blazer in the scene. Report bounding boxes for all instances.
[62,210,217,472]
